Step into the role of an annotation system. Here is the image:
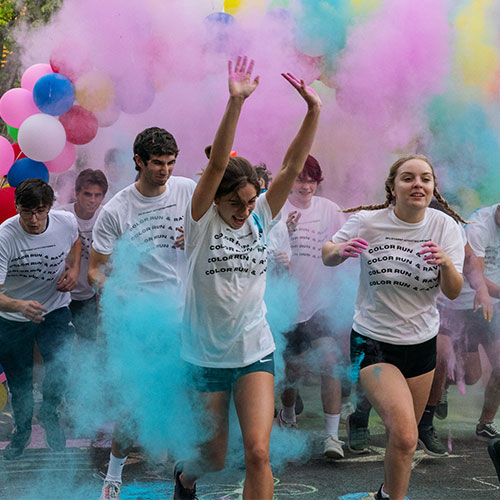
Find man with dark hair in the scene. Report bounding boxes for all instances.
[60,169,108,343]
[0,178,81,460]
[89,128,195,500]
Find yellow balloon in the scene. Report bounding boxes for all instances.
[224,0,265,16]
[75,71,116,112]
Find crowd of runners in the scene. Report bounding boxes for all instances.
[1,57,500,500]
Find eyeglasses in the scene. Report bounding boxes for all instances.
[18,207,49,219]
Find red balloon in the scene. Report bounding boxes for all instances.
[59,105,98,145]
[0,187,17,224]
[12,143,27,161]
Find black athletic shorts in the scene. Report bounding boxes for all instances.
[350,330,436,379]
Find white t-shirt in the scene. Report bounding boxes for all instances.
[60,203,100,301]
[92,177,195,294]
[267,220,292,261]
[332,207,464,345]
[182,195,276,368]
[0,210,79,322]
[448,205,500,310]
[283,196,346,322]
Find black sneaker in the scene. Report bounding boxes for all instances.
[346,414,370,454]
[371,484,387,499]
[488,437,500,483]
[4,428,31,460]
[38,409,66,451]
[295,391,304,416]
[173,461,198,500]
[418,425,448,457]
[435,388,448,420]
[476,422,500,442]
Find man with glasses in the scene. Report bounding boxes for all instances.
[0,178,81,460]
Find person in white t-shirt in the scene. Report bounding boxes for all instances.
[322,155,465,500]
[173,57,321,500]
[276,155,348,460]
[0,179,81,460]
[421,205,500,451]
[60,169,108,343]
[89,127,196,500]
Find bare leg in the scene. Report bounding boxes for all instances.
[180,390,231,489]
[427,334,452,406]
[234,371,274,500]
[360,364,434,500]
[479,339,500,424]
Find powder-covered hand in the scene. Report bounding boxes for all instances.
[341,238,369,259]
[281,73,322,109]
[228,55,259,99]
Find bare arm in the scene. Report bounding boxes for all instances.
[420,241,463,300]
[463,244,493,321]
[266,75,322,218]
[88,248,111,292]
[56,237,81,292]
[322,238,369,267]
[0,286,47,323]
[191,56,259,222]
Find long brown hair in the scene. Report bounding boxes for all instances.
[343,154,467,224]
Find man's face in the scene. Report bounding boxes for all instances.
[75,183,105,218]
[17,204,51,234]
[136,154,177,187]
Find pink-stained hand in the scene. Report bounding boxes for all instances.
[473,289,494,322]
[341,238,369,259]
[419,241,451,266]
[174,227,185,250]
[286,210,301,234]
[281,73,322,109]
[228,56,259,99]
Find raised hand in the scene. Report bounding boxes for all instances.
[341,238,369,259]
[228,56,259,99]
[281,73,322,109]
[419,241,452,266]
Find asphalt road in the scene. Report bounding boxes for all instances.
[0,381,498,499]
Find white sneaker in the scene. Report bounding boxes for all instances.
[340,401,354,423]
[99,479,121,499]
[323,435,345,459]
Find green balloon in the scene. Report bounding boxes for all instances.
[6,124,18,141]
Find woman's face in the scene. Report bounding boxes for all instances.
[215,183,259,229]
[391,158,434,213]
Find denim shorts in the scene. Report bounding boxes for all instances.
[187,352,275,392]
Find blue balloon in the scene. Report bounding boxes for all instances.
[205,12,234,25]
[33,73,75,116]
[7,158,49,187]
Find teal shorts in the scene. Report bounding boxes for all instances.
[187,352,275,392]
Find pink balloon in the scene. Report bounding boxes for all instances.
[94,102,120,127]
[0,88,40,128]
[21,64,53,92]
[45,141,76,173]
[59,105,98,145]
[0,136,15,176]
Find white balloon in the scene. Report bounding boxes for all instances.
[18,113,67,162]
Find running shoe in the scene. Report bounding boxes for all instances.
[323,435,345,459]
[276,409,298,429]
[488,437,500,483]
[476,422,500,442]
[173,461,198,500]
[346,414,370,454]
[371,484,387,499]
[3,428,31,460]
[99,479,121,500]
[295,391,304,416]
[435,388,448,420]
[418,425,448,457]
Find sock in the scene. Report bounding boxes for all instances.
[106,453,127,482]
[324,413,340,439]
[282,404,296,423]
[380,484,389,499]
[419,405,435,428]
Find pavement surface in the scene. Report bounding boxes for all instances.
[0,381,499,499]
